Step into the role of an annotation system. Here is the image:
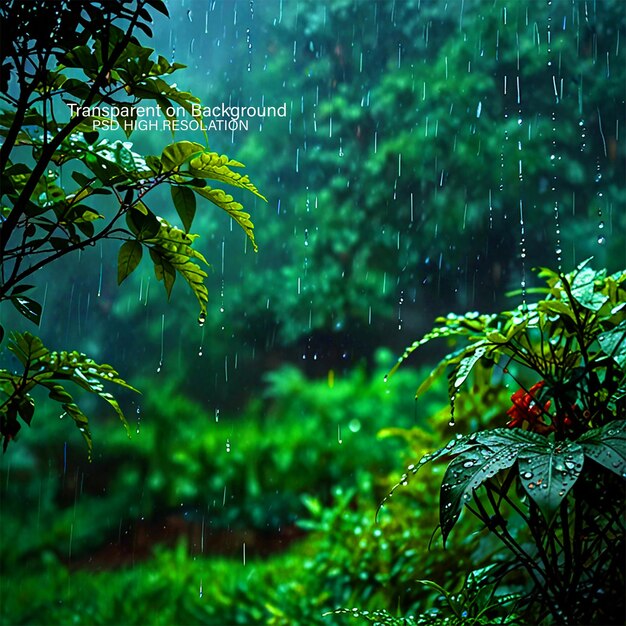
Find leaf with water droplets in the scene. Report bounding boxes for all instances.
[145,220,208,316]
[451,343,487,390]
[597,321,626,370]
[439,428,540,544]
[324,608,407,625]
[518,441,584,523]
[578,420,626,478]
[377,433,480,518]
[2,332,138,454]
[62,402,92,457]
[570,266,609,311]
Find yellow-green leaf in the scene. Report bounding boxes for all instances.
[188,151,267,201]
[194,185,257,251]
[160,141,204,171]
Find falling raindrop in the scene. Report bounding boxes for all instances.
[518,199,527,306]
[97,244,103,297]
[246,28,252,71]
[157,313,165,373]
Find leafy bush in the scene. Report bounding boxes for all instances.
[0,350,445,563]
[0,349,542,626]
[374,262,626,625]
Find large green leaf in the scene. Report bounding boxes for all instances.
[439,429,544,543]
[517,441,585,523]
[578,421,626,478]
[569,266,609,311]
[378,433,482,517]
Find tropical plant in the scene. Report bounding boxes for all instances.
[379,261,625,624]
[0,0,265,453]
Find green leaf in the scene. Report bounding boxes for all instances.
[377,432,482,517]
[146,0,169,17]
[598,321,626,370]
[171,185,196,233]
[578,421,626,478]
[10,295,42,326]
[485,330,508,343]
[85,152,122,183]
[518,441,585,523]
[59,45,98,73]
[193,186,257,251]
[451,343,487,389]
[16,395,35,426]
[2,333,137,455]
[160,141,204,171]
[570,266,609,311]
[188,151,267,201]
[537,299,577,321]
[71,171,95,187]
[439,429,542,543]
[7,331,49,365]
[63,402,92,456]
[63,78,91,99]
[145,155,162,174]
[145,221,209,315]
[47,384,74,404]
[126,207,160,240]
[117,240,143,285]
[149,248,176,298]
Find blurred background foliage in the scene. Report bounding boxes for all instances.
[1,0,624,624]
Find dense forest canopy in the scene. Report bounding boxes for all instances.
[2,0,623,411]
